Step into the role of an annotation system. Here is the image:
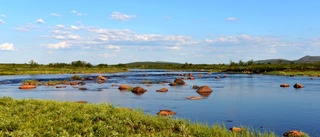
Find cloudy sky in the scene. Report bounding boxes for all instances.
[1,1,320,64]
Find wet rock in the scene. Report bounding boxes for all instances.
[78,81,86,85]
[79,87,87,90]
[283,130,305,137]
[75,100,87,104]
[215,76,220,79]
[118,84,132,90]
[169,82,177,86]
[86,77,94,80]
[157,110,177,116]
[174,78,185,85]
[156,88,168,92]
[186,96,203,100]
[196,85,212,93]
[111,84,117,86]
[19,85,36,89]
[197,92,212,97]
[293,83,304,88]
[229,127,244,132]
[192,85,199,89]
[70,82,78,85]
[56,86,67,88]
[131,86,147,95]
[97,75,107,81]
[280,83,290,87]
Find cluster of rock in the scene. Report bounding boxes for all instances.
[18,75,109,91]
[280,83,304,88]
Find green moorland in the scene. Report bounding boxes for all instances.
[0,60,127,75]
[126,61,320,76]
[1,59,319,76]
[0,97,279,137]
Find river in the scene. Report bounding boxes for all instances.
[0,69,319,136]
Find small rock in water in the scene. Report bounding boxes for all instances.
[19,85,36,89]
[131,86,147,95]
[156,88,168,92]
[169,82,177,86]
[78,87,87,90]
[283,130,305,137]
[280,83,290,87]
[293,83,304,88]
[157,110,177,116]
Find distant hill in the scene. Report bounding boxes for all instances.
[254,55,320,64]
[295,55,320,63]
[125,61,182,66]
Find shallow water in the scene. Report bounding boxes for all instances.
[0,69,319,136]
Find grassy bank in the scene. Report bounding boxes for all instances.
[1,61,319,76]
[0,64,127,75]
[0,97,277,137]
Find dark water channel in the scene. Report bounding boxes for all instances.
[0,69,320,136]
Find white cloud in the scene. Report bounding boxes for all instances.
[51,13,62,17]
[46,41,70,49]
[70,25,80,30]
[205,35,283,46]
[56,24,66,29]
[165,45,181,50]
[0,19,5,24]
[0,43,15,51]
[71,10,83,16]
[0,14,6,18]
[110,12,136,21]
[52,35,65,39]
[68,35,80,40]
[106,45,121,52]
[226,17,237,21]
[35,18,45,24]
[98,53,116,57]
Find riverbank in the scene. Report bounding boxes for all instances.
[1,62,319,77]
[0,97,278,136]
[0,64,127,75]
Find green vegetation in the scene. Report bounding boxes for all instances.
[22,80,42,85]
[126,61,320,76]
[0,97,277,136]
[0,60,127,75]
[1,56,320,76]
[70,74,83,80]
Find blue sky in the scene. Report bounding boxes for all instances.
[1,1,320,64]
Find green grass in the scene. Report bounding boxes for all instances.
[0,64,127,75]
[0,97,278,137]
